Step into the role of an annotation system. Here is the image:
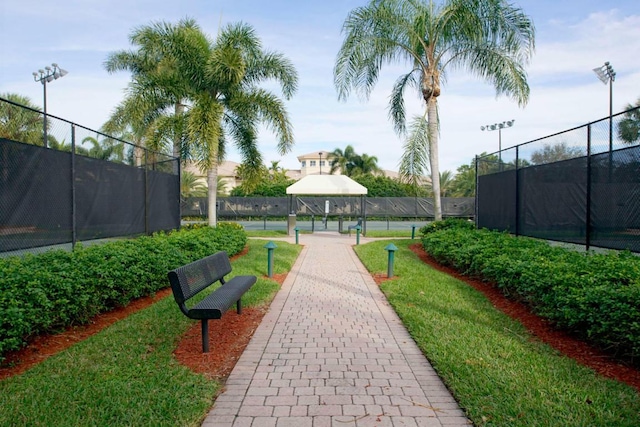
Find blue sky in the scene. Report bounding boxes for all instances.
[1,0,639,174]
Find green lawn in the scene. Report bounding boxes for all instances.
[354,239,640,427]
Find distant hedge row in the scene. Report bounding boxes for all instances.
[421,221,640,360]
[0,223,247,362]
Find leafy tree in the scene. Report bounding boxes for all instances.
[450,163,476,197]
[353,174,426,197]
[232,161,294,196]
[0,93,43,145]
[106,19,298,226]
[617,99,640,145]
[334,0,535,221]
[530,141,583,165]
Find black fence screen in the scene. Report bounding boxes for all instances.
[477,106,640,252]
[183,196,475,219]
[0,97,180,254]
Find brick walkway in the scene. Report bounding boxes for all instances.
[203,232,471,427]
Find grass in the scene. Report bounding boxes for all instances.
[354,239,640,427]
[0,239,301,427]
[361,229,414,238]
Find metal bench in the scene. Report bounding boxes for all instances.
[167,251,257,352]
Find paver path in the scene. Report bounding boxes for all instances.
[203,232,471,427]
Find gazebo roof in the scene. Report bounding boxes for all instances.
[286,175,368,195]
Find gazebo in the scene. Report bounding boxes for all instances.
[286,175,368,235]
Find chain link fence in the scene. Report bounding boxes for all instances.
[0,96,180,255]
[476,106,640,252]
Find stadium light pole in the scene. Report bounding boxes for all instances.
[481,120,515,170]
[593,61,615,152]
[32,63,68,148]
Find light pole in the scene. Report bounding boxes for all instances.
[32,63,68,148]
[593,61,615,152]
[318,151,322,175]
[481,120,515,169]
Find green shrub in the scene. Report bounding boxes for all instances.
[419,218,475,236]
[0,225,247,362]
[422,228,640,360]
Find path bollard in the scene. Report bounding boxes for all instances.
[294,227,299,245]
[264,241,277,278]
[355,225,361,245]
[385,243,398,278]
[411,224,416,239]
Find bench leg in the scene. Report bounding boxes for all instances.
[237,299,242,315]
[201,319,209,353]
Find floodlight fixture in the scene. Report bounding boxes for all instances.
[32,63,69,148]
[593,61,615,151]
[481,120,515,169]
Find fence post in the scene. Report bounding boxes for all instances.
[586,124,592,252]
[515,147,519,237]
[474,155,479,228]
[144,148,149,235]
[71,124,77,249]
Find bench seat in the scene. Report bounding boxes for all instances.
[187,276,257,319]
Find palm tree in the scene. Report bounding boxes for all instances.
[352,153,382,176]
[618,99,640,145]
[334,0,535,220]
[328,145,357,175]
[106,19,298,226]
[0,93,43,145]
[180,171,208,200]
[81,136,125,162]
[426,170,453,196]
[105,20,197,166]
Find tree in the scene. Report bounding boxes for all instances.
[81,136,125,162]
[426,170,453,197]
[180,170,208,200]
[530,141,583,165]
[334,0,535,220]
[352,153,382,176]
[0,93,43,145]
[106,19,298,226]
[618,99,640,145]
[328,145,358,175]
[328,145,382,176]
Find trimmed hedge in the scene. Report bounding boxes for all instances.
[421,225,640,360]
[0,223,247,362]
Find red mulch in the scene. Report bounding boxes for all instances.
[404,243,640,393]
[1,244,639,394]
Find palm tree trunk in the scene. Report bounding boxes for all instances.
[173,102,184,174]
[207,166,218,227]
[427,97,442,221]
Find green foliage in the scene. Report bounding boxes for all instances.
[353,174,427,197]
[419,218,475,236]
[0,93,43,145]
[0,225,247,361]
[421,227,640,359]
[231,163,295,196]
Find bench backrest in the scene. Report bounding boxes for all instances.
[167,251,233,307]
